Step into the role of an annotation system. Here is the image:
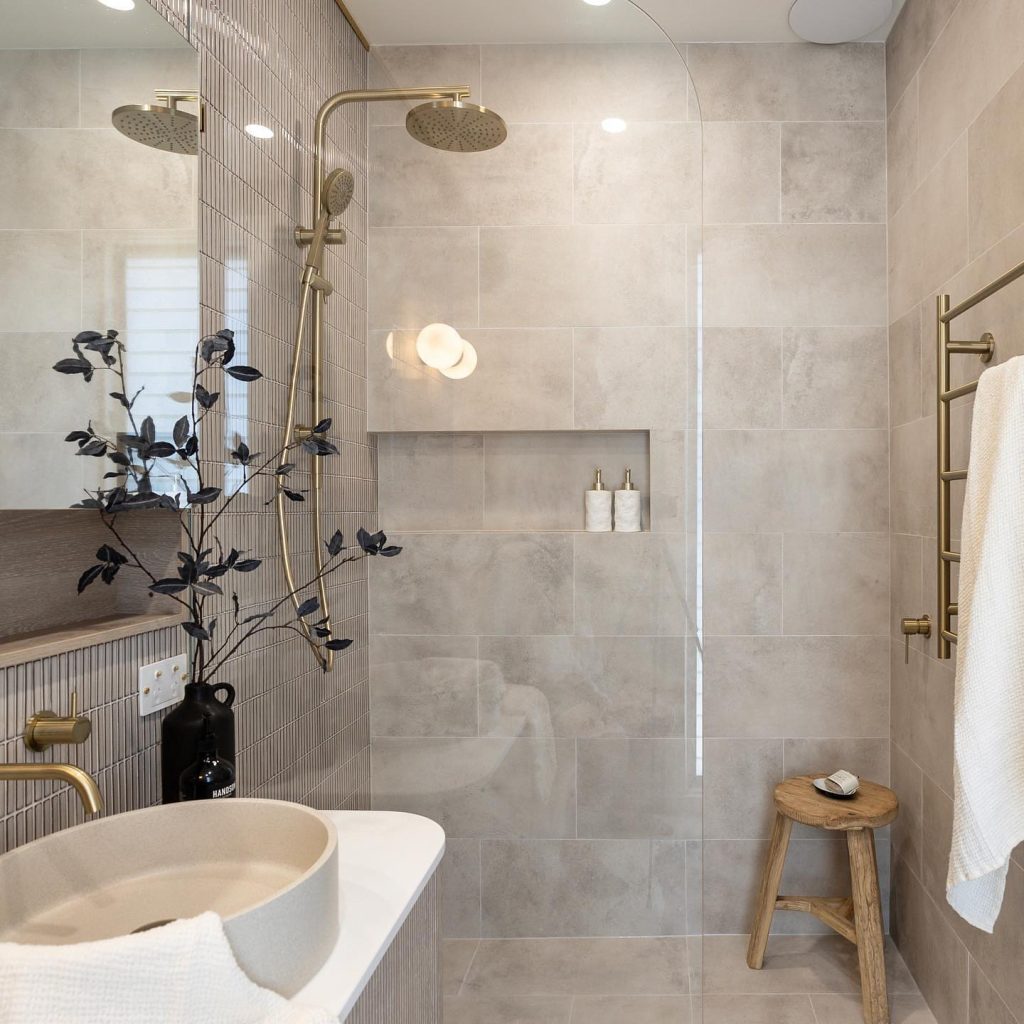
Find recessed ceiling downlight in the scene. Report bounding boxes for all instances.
[582,0,612,6]
[244,123,274,140]
[789,0,892,43]
[97,0,136,9]
[601,117,627,134]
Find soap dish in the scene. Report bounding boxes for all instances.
[813,777,858,800]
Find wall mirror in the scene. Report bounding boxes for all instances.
[0,0,199,510]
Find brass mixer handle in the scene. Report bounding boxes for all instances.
[900,615,932,664]
[23,691,93,752]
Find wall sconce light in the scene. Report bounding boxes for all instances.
[414,323,477,379]
[440,340,478,380]
[416,323,465,370]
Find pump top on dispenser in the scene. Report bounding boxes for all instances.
[585,468,613,532]
[614,467,642,533]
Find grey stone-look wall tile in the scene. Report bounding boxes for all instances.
[686,43,885,122]
[77,48,197,128]
[704,636,889,738]
[574,533,689,637]
[780,429,889,533]
[969,962,1018,1024]
[377,433,483,531]
[369,226,480,330]
[370,634,479,738]
[703,739,783,840]
[370,533,574,636]
[0,50,79,127]
[890,306,923,428]
[477,636,687,739]
[573,122,701,226]
[968,62,1024,260]
[891,857,969,1024]
[781,122,885,224]
[891,415,937,536]
[781,327,888,429]
[0,231,81,332]
[479,225,687,329]
[369,328,573,433]
[890,742,924,880]
[369,46,481,126]
[479,840,688,937]
[703,533,783,636]
[371,737,576,838]
[781,533,890,637]
[916,0,1024,181]
[891,648,955,796]
[887,77,919,219]
[885,0,958,112]
[440,838,482,939]
[704,327,782,429]
[577,738,700,839]
[702,122,781,225]
[370,124,572,228]
[703,430,787,533]
[481,44,692,124]
[703,224,887,327]
[573,327,687,431]
[888,137,968,321]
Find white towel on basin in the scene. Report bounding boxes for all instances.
[0,912,337,1024]
[947,355,1024,933]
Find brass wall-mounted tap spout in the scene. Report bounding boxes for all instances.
[0,762,102,815]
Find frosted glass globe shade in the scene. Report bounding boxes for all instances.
[416,323,464,370]
[440,340,478,380]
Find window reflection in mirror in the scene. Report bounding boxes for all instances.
[0,0,199,509]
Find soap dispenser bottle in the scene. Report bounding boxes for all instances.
[614,468,642,533]
[179,713,237,801]
[585,468,613,532]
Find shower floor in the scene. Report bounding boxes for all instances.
[443,934,937,1023]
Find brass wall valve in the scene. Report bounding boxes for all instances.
[24,691,92,752]
[900,615,932,664]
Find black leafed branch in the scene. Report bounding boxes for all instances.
[54,329,401,681]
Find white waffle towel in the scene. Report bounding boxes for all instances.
[0,912,337,1024]
[947,355,1024,933]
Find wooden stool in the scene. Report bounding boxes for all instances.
[747,775,899,1024]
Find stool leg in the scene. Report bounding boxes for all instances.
[847,828,889,1024]
[746,812,792,969]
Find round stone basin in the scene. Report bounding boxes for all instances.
[0,799,339,997]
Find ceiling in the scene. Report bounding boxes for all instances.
[343,0,906,46]
[0,0,190,49]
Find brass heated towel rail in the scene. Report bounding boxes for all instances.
[936,258,1024,657]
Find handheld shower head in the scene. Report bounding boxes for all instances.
[323,168,355,216]
[406,100,507,153]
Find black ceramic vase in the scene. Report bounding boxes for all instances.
[161,682,236,803]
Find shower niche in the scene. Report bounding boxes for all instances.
[376,431,655,534]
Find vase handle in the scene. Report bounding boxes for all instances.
[212,683,236,708]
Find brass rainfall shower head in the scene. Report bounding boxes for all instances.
[112,91,200,155]
[405,99,508,153]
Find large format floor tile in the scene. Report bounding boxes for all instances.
[443,936,939,1023]
[702,934,919,996]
